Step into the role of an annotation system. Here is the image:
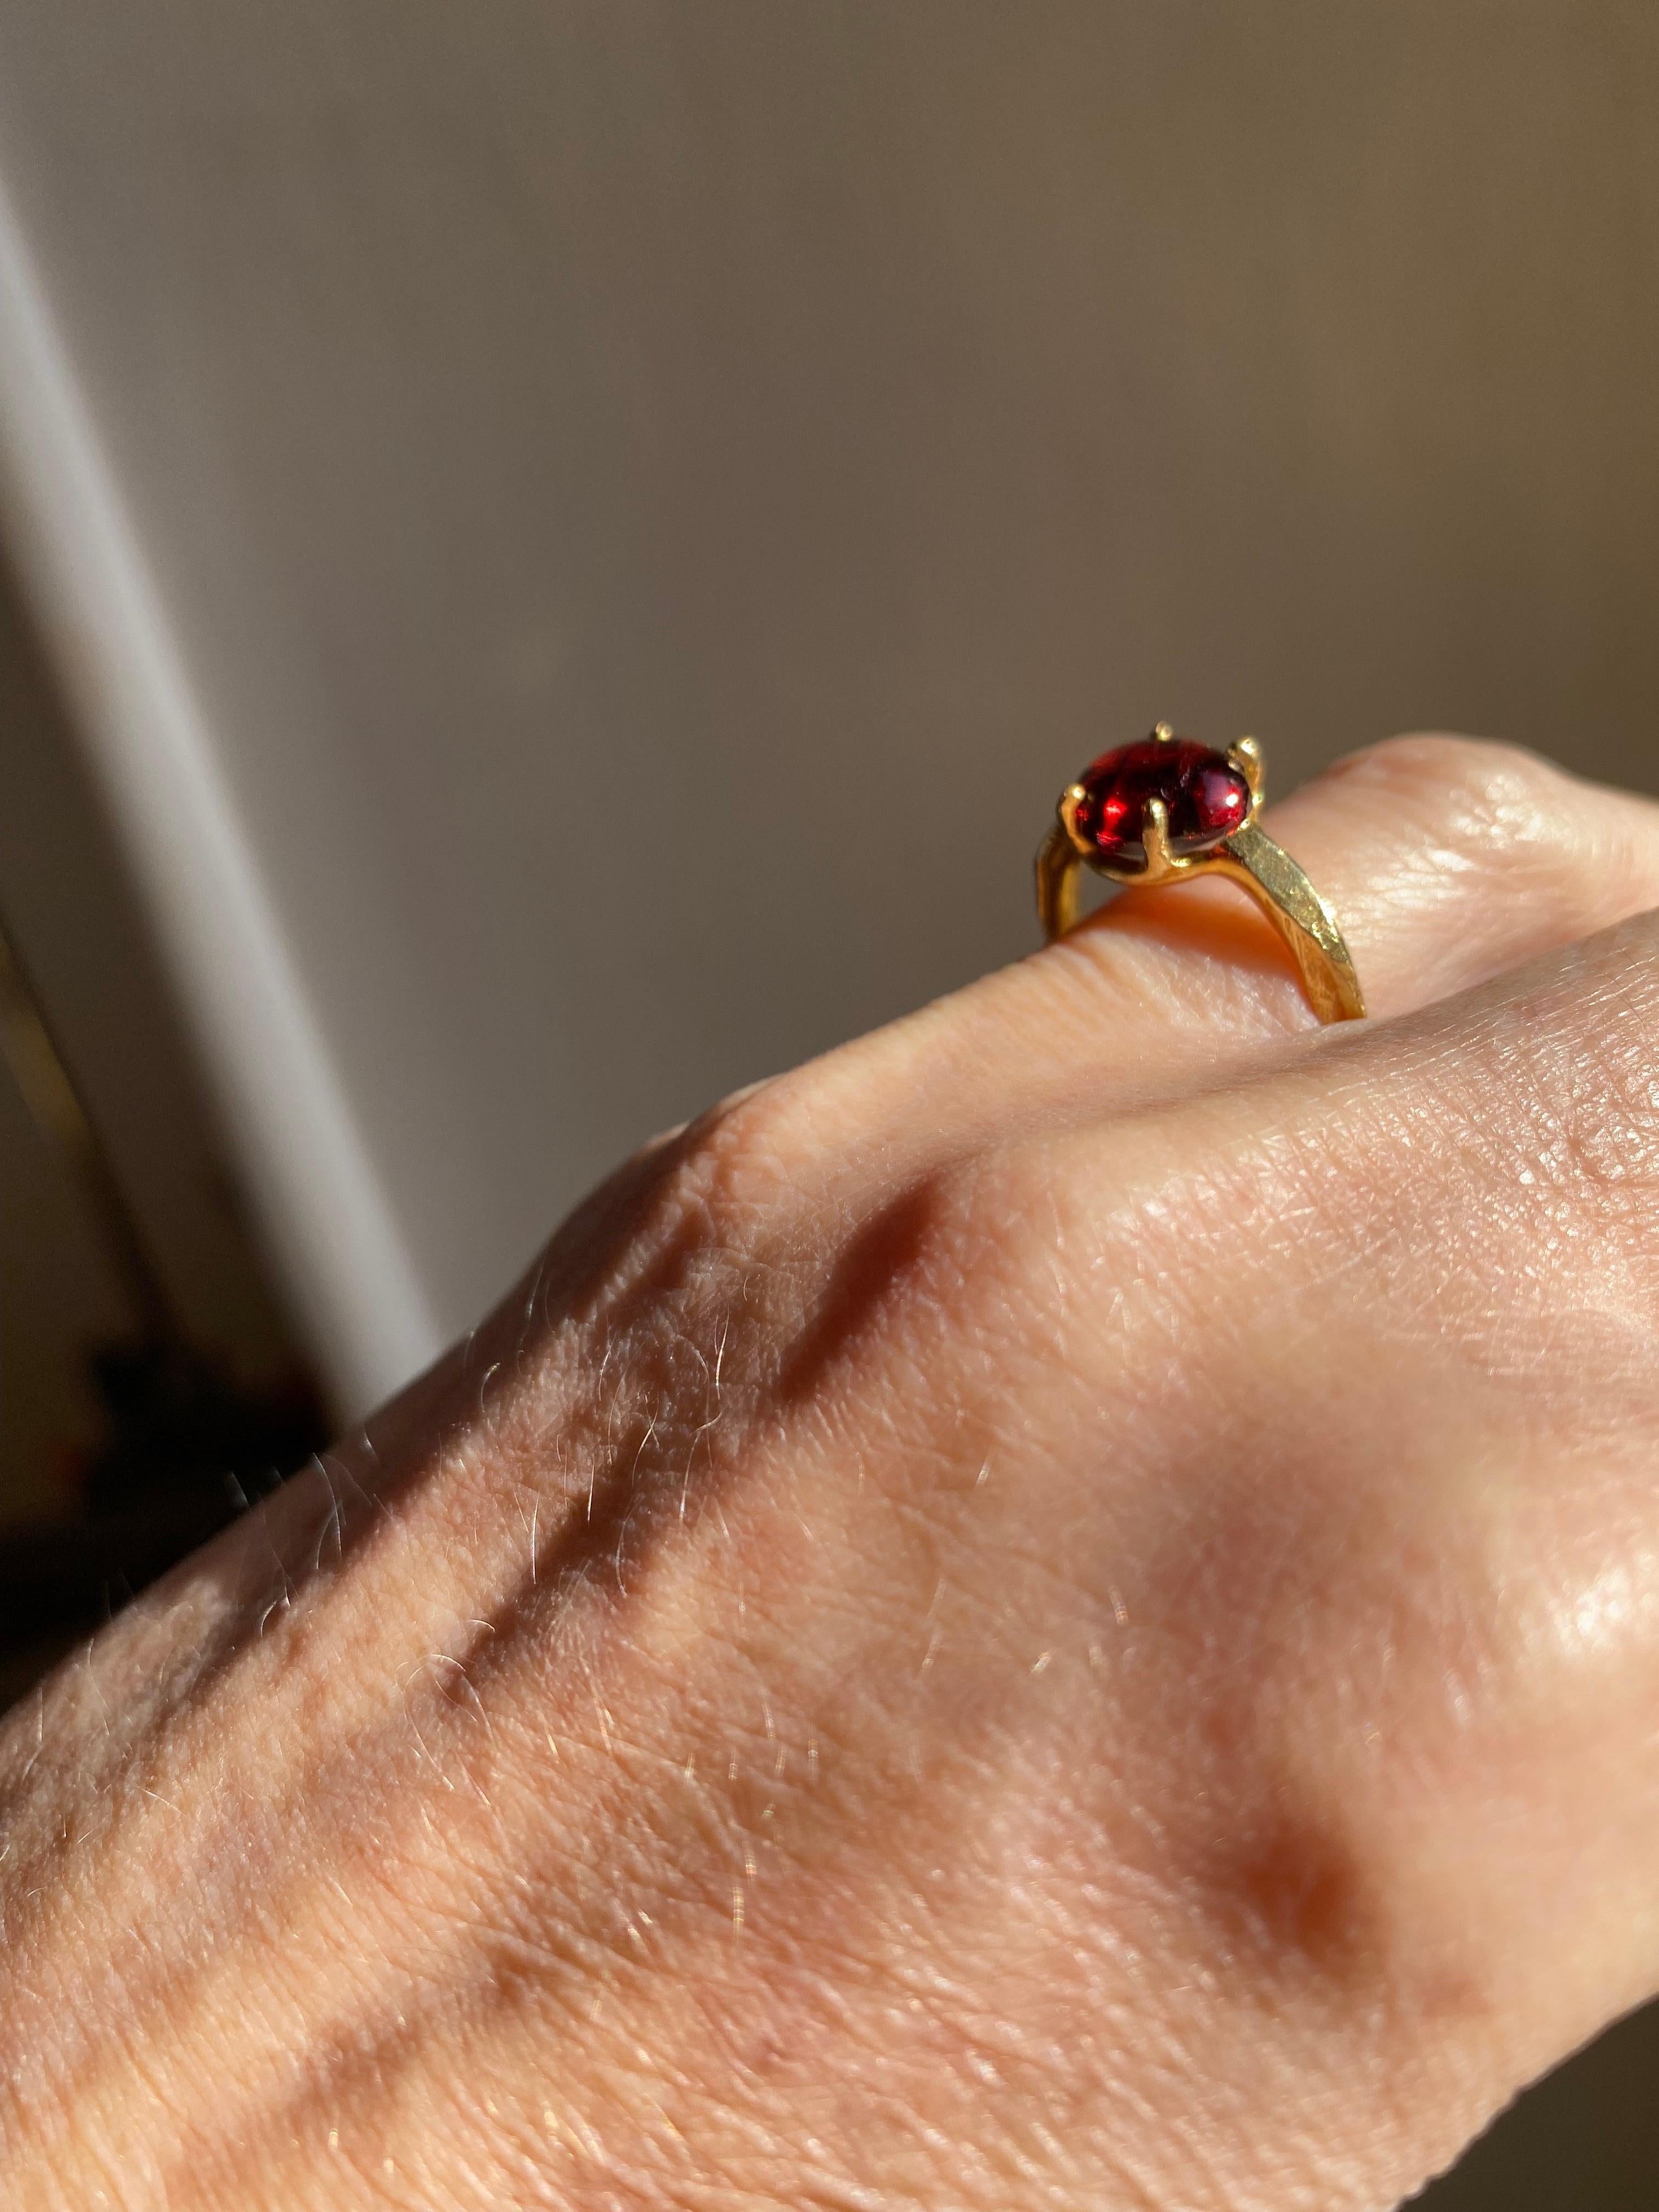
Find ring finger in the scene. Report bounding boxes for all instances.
[817,732,1659,1155]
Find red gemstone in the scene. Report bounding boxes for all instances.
[1072,736,1250,872]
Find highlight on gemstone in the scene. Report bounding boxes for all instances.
[1070,735,1251,872]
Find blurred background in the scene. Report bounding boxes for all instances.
[0,3,1655,2199]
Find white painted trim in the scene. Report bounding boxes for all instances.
[0,180,443,1418]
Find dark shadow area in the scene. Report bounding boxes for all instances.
[1415,2000,1659,2209]
[0,1339,326,1703]
[0,545,330,1705]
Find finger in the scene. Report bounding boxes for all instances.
[1031,730,1659,1057]
[778,736,1659,1176]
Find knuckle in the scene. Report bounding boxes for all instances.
[517,1076,836,1395]
[654,1054,888,1260]
[1330,731,1571,863]
[674,1070,823,1219]
[674,1029,910,1223]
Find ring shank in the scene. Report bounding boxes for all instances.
[1035,816,1365,1024]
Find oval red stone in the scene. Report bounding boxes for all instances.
[1072,736,1250,871]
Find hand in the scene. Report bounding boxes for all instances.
[6,736,1659,2211]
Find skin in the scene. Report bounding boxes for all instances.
[4,734,1659,2209]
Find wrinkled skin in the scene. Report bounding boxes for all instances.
[6,737,1659,2210]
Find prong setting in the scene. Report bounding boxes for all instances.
[1140,795,1175,880]
[1057,782,1090,855]
[1229,733,1265,810]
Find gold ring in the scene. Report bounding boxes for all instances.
[1035,725,1365,1024]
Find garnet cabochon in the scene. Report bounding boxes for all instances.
[1071,737,1251,872]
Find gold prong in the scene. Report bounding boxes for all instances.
[1142,794,1174,879]
[1057,782,1089,853]
[1231,733,1265,806]
[1152,721,1175,742]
